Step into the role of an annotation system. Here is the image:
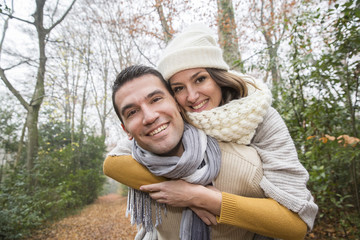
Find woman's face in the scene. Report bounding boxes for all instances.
[169,68,222,113]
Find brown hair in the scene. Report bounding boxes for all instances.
[205,68,256,105]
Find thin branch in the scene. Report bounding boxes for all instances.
[3,59,35,71]
[0,12,34,25]
[47,0,77,33]
[0,0,14,58]
[0,17,9,60]
[0,67,29,110]
[131,37,156,67]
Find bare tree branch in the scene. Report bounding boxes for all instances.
[132,38,156,67]
[46,0,76,33]
[0,68,29,110]
[0,12,34,25]
[3,60,33,70]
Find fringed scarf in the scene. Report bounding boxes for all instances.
[127,123,221,240]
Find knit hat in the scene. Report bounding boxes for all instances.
[157,23,229,81]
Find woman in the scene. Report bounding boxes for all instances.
[104,24,317,239]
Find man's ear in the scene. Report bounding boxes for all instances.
[121,123,133,140]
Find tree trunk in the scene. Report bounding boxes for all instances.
[263,30,280,84]
[155,0,173,44]
[0,0,76,172]
[216,0,241,70]
[26,0,47,171]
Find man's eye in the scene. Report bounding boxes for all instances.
[152,97,162,103]
[127,109,137,118]
[173,86,183,93]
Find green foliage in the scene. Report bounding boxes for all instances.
[0,167,43,239]
[0,97,21,154]
[274,0,360,236]
[0,121,106,239]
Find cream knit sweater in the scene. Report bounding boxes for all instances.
[186,77,318,229]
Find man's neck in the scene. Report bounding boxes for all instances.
[162,141,184,157]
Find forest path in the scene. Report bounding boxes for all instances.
[29,194,137,240]
[27,193,333,239]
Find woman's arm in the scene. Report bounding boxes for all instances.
[103,155,166,190]
[140,180,307,240]
[250,107,318,229]
[104,155,307,239]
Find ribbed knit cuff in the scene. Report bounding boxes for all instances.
[217,192,238,225]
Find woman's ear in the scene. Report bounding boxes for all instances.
[121,123,133,140]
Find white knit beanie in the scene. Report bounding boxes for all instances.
[157,23,229,81]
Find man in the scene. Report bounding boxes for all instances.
[104,65,307,240]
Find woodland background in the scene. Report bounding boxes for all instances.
[0,0,359,239]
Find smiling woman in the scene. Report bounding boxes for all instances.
[169,68,222,112]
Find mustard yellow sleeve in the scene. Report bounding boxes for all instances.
[217,192,307,240]
[103,155,167,190]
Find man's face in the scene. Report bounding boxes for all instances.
[115,74,184,156]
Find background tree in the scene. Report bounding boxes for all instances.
[242,0,297,86]
[0,0,76,173]
[216,0,242,70]
[274,1,360,237]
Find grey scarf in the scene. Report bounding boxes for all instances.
[128,123,221,240]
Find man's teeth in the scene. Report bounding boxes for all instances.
[149,124,168,136]
[192,100,207,110]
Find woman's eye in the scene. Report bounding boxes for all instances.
[173,86,183,93]
[195,76,206,83]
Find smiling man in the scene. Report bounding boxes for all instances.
[114,72,184,157]
[105,65,308,240]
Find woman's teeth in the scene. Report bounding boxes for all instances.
[192,100,207,110]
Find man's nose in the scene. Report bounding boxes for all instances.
[142,106,159,125]
[186,87,199,104]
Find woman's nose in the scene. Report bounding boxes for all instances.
[186,87,199,104]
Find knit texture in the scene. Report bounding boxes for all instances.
[187,76,272,144]
[185,73,318,229]
[157,23,229,81]
[250,107,318,229]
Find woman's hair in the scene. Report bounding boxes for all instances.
[205,68,256,106]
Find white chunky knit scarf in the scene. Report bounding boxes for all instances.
[187,78,272,145]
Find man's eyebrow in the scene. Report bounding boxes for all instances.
[120,89,165,117]
[146,89,165,99]
[121,103,135,117]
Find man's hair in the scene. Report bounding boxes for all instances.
[112,65,172,123]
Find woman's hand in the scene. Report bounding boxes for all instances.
[140,179,222,215]
[140,179,199,208]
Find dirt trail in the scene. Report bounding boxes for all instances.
[29,194,137,240]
